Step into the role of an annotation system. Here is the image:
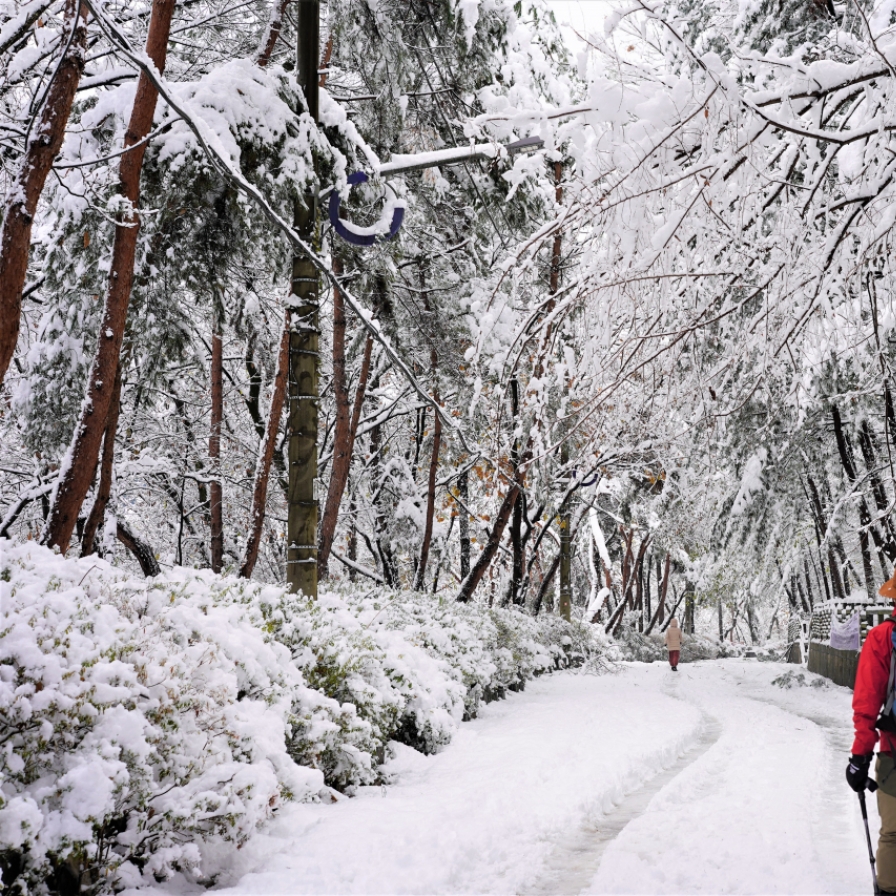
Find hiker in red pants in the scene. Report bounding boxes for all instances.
[848,569,896,893]
[665,618,682,671]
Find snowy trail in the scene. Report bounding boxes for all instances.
[136,660,877,896]
[585,663,872,895]
[522,709,722,896]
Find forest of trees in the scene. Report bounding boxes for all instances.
[3,0,896,643]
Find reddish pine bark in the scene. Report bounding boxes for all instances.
[317,256,349,577]
[41,0,176,552]
[239,312,290,578]
[317,264,374,579]
[209,326,225,572]
[254,0,290,67]
[0,0,88,390]
[80,360,123,556]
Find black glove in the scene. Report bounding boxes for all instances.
[846,753,873,792]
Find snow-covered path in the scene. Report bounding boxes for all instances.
[142,661,876,895]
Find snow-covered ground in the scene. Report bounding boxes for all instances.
[131,660,874,895]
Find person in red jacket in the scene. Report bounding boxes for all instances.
[848,570,896,893]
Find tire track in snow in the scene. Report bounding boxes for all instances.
[521,679,721,896]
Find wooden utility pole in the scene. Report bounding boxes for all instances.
[286,0,321,596]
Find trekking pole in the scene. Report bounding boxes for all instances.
[859,780,881,896]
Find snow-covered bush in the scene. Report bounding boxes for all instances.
[0,542,612,892]
[614,624,729,664]
[0,545,334,892]
[334,590,614,736]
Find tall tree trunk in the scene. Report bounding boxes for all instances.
[318,250,349,581]
[509,379,526,605]
[814,546,832,603]
[533,551,561,617]
[209,324,225,572]
[551,162,569,617]
[286,0,320,596]
[456,481,522,603]
[805,474,847,601]
[858,419,896,571]
[558,510,572,621]
[802,556,815,609]
[0,0,88,389]
[794,573,810,614]
[41,0,176,552]
[81,360,124,556]
[346,492,358,582]
[644,553,671,634]
[318,254,374,577]
[831,403,878,602]
[684,586,695,633]
[414,397,442,591]
[239,312,290,578]
[370,398,397,586]
[612,533,650,636]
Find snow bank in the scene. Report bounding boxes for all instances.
[0,541,612,892]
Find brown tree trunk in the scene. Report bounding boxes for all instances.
[457,448,532,604]
[0,0,88,390]
[240,312,290,578]
[255,0,290,67]
[318,290,374,579]
[456,481,521,603]
[533,551,561,617]
[645,553,671,634]
[209,324,225,572]
[318,256,349,577]
[81,360,124,556]
[41,0,176,552]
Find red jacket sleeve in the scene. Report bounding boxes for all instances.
[852,622,893,755]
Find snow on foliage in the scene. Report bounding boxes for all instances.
[0,541,611,891]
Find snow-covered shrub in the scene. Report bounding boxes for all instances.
[614,623,729,663]
[0,544,325,892]
[0,542,614,891]
[334,590,615,729]
[613,624,668,663]
[754,643,786,662]
[687,634,729,661]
